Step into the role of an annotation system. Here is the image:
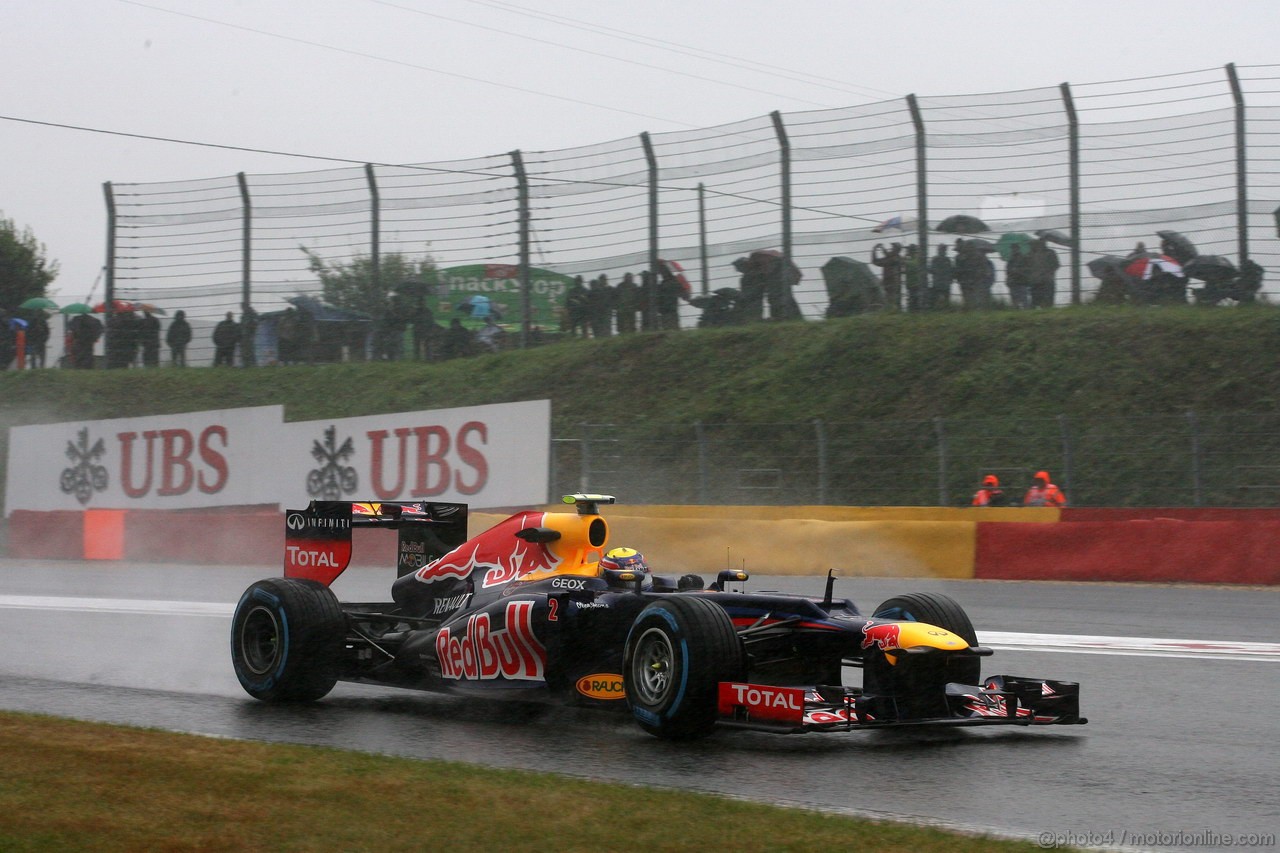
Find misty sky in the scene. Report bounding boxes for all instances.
[4,0,1278,302]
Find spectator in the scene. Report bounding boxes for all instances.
[688,288,739,328]
[1006,242,1032,309]
[475,316,506,353]
[24,310,50,368]
[564,276,590,337]
[1022,470,1067,507]
[240,307,258,367]
[903,244,925,312]
[954,240,987,309]
[928,244,954,310]
[762,255,802,321]
[587,274,614,337]
[212,312,239,366]
[0,310,15,370]
[68,312,102,369]
[442,318,474,359]
[640,269,662,330]
[614,272,639,334]
[871,243,904,311]
[971,474,1009,507]
[1026,238,1061,309]
[166,309,192,366]
[105,309,139,369]
[138,310,161,367]
[657,266,685,329]
[731,258,764,323]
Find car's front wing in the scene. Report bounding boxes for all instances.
[716,675,1086,734]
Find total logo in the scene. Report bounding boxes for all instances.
[575,673,625,700]
[717,682,805,724]
[285,545,341,568]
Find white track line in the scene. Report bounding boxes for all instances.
[2,595,1278,662]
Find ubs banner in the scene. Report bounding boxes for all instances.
[4,400,550,515]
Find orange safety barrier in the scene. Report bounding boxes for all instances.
[82,509,126,560]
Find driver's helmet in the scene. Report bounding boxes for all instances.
[600,546,649,575]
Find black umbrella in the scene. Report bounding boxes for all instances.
[935,214,989,234]
[1034,229,1075,248]
[957,237,997,252]
[1087,255,1130,280]
[1155,230,1198,264]
[1183,255,1237,282]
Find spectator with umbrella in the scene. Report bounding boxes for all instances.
[1026,237,1061,308]
[17,298,55,368]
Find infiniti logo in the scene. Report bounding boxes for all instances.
[286,513,306,530]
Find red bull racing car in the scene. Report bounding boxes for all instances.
[232,495,1085,739]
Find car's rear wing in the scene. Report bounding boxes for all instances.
[284,500,469,586]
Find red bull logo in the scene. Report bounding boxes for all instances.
[861,621,902,651]
[436,601,546,681]
[480,532,561,588]
[414,543,482,586]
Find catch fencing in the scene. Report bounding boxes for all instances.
[100,63,1280,365]
[551,413,1280,508]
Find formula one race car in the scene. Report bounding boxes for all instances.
[232,495,1085,739]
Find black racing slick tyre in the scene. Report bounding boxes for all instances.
[231,578,346,702]
[623,596,745,740]
[872,592,980,685]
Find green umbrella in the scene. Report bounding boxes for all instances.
[59,302,92,315]
[995,232,1034,262]
[19,296,59,311]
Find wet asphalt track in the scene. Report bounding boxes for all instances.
[1,558,1277,851]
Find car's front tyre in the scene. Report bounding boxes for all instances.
[231,577,346,702]
[623,596,744,739]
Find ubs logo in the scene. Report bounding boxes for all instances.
[60,428,108,506]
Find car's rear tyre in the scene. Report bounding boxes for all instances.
[623,596,744,739]
[872,591,980,686]
[231,578,346,702]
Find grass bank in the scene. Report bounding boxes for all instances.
[3,306,1278,427]
[0,711,1048,852]
[2,306,1278,506]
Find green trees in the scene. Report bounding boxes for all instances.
[300,248,436,318]
[0,215,58,309]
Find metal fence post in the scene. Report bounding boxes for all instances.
[364,164,380,299]
[236,172,253,317]
[102,181,116,359]
[1226,63,1249,264]
[579,423,591,493]
[1060,82,1082,305]
[1188,410,1203,507]
[907,94,928,289]
[814,418,828,505]
[640,132,660,316]
[770,111,793,273]
[511,150,532,348]
[698,183,709,296]
[934,417,947,506]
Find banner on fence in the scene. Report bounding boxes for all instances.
[4,400,550,515]
[433,264,575,330]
